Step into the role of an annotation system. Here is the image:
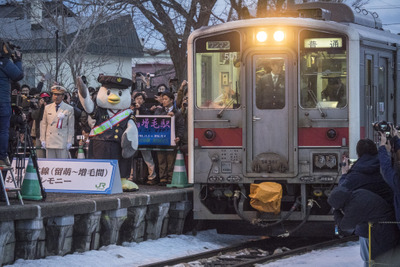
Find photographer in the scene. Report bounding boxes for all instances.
[378,129,400,230]
[0,39,24,166]
[336,138,395,264]
[176,80,187,109]
[31,92,51,152]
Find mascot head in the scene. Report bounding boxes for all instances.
[96,75,132,110]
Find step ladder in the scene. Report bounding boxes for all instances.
[0,165,24,205]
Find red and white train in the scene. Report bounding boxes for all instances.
[187,2,400,236]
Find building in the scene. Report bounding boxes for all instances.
[0,0,143,91]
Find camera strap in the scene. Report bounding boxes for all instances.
[89,108,133,137]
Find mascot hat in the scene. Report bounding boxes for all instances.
[98,74,132,89]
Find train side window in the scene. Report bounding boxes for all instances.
[299,30,347,109]
[300,51,347,109]
[195,52,241,109]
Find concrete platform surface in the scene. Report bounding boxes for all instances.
[0,185,193,222]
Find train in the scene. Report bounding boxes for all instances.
[187,2,400,236]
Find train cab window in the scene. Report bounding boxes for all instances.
[194,32,241,109]
[299,31,347,109]
[195,52,241,109]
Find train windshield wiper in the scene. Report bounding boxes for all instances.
[217,98,235,118]
[308,89,327,118]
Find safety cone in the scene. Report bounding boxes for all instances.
[77,146,85,159]
[167,150,192,188]
[21,157,43,200]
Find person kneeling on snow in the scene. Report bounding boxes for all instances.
[328,186,400,265]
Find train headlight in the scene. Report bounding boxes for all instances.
[256,31,268,42]
[273,31,285,42]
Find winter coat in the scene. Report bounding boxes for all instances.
[338,154,394,235]
[339,154,394,207]
[40,101,75,149]
[154,106,185,142]
[0,57,23,103]
[379,136,400,229]
[328,186,399,259]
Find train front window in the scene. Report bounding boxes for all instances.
[299,31,347,109]
[194,32,241,109]
[195,52,241,109]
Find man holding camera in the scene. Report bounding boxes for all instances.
[378,129,400,229]
[0,39,24,166]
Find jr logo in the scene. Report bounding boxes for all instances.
[95,182,106,190]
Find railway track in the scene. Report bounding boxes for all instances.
[140,235,358,267]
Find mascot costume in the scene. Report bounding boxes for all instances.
[77,75,139,191]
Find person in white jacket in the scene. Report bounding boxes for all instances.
[40,85,74,159]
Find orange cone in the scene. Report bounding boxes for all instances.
[21,157,43,200]
[167,150,192,188]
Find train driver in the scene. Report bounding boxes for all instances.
[256,59,285,109]
[321,77,346,108]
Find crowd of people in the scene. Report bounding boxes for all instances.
[0,41,189,187]
[328,132,400,265]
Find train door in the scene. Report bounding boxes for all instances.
[363,52,391,140]
[248,53,296,176]
[364,55,374,139]
[377,56,390,123]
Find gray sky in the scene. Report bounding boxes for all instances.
[363,0,400,33]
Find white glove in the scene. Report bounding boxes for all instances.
[41,141,46,149]
[66,143,72,150]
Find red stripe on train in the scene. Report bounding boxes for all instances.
[194,128,242,146]
[298,127,349,146]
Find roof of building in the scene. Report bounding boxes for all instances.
[0,2,143,57]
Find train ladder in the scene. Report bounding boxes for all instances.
[0,164,24,205]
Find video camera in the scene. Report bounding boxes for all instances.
[0,39,21,59]
[373,121,395,137]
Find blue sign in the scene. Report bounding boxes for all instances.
[136,115,176,146]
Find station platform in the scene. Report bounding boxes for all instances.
[0,185,193,265]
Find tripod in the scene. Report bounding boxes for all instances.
[10,108,46,200]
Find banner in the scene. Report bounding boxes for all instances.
[5,159,122,194]
[136,115,176,146]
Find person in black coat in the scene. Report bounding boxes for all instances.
[328,186,400,265]
[338,139,395,265]
[255,59,285,109]
[154,91,185,185]
[339,139,394,205]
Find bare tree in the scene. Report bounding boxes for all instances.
[1,0,136,89]
[110,0,219,82]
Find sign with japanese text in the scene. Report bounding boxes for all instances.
[5,159,122,194]
[136,115,176,146]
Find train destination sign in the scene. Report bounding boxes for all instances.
[206,41,231,50]
[304,38,343,48]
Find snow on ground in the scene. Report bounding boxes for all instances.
[7,229,362,267]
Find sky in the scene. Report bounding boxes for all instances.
[6,229,363,267]
[362,0,400,34]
